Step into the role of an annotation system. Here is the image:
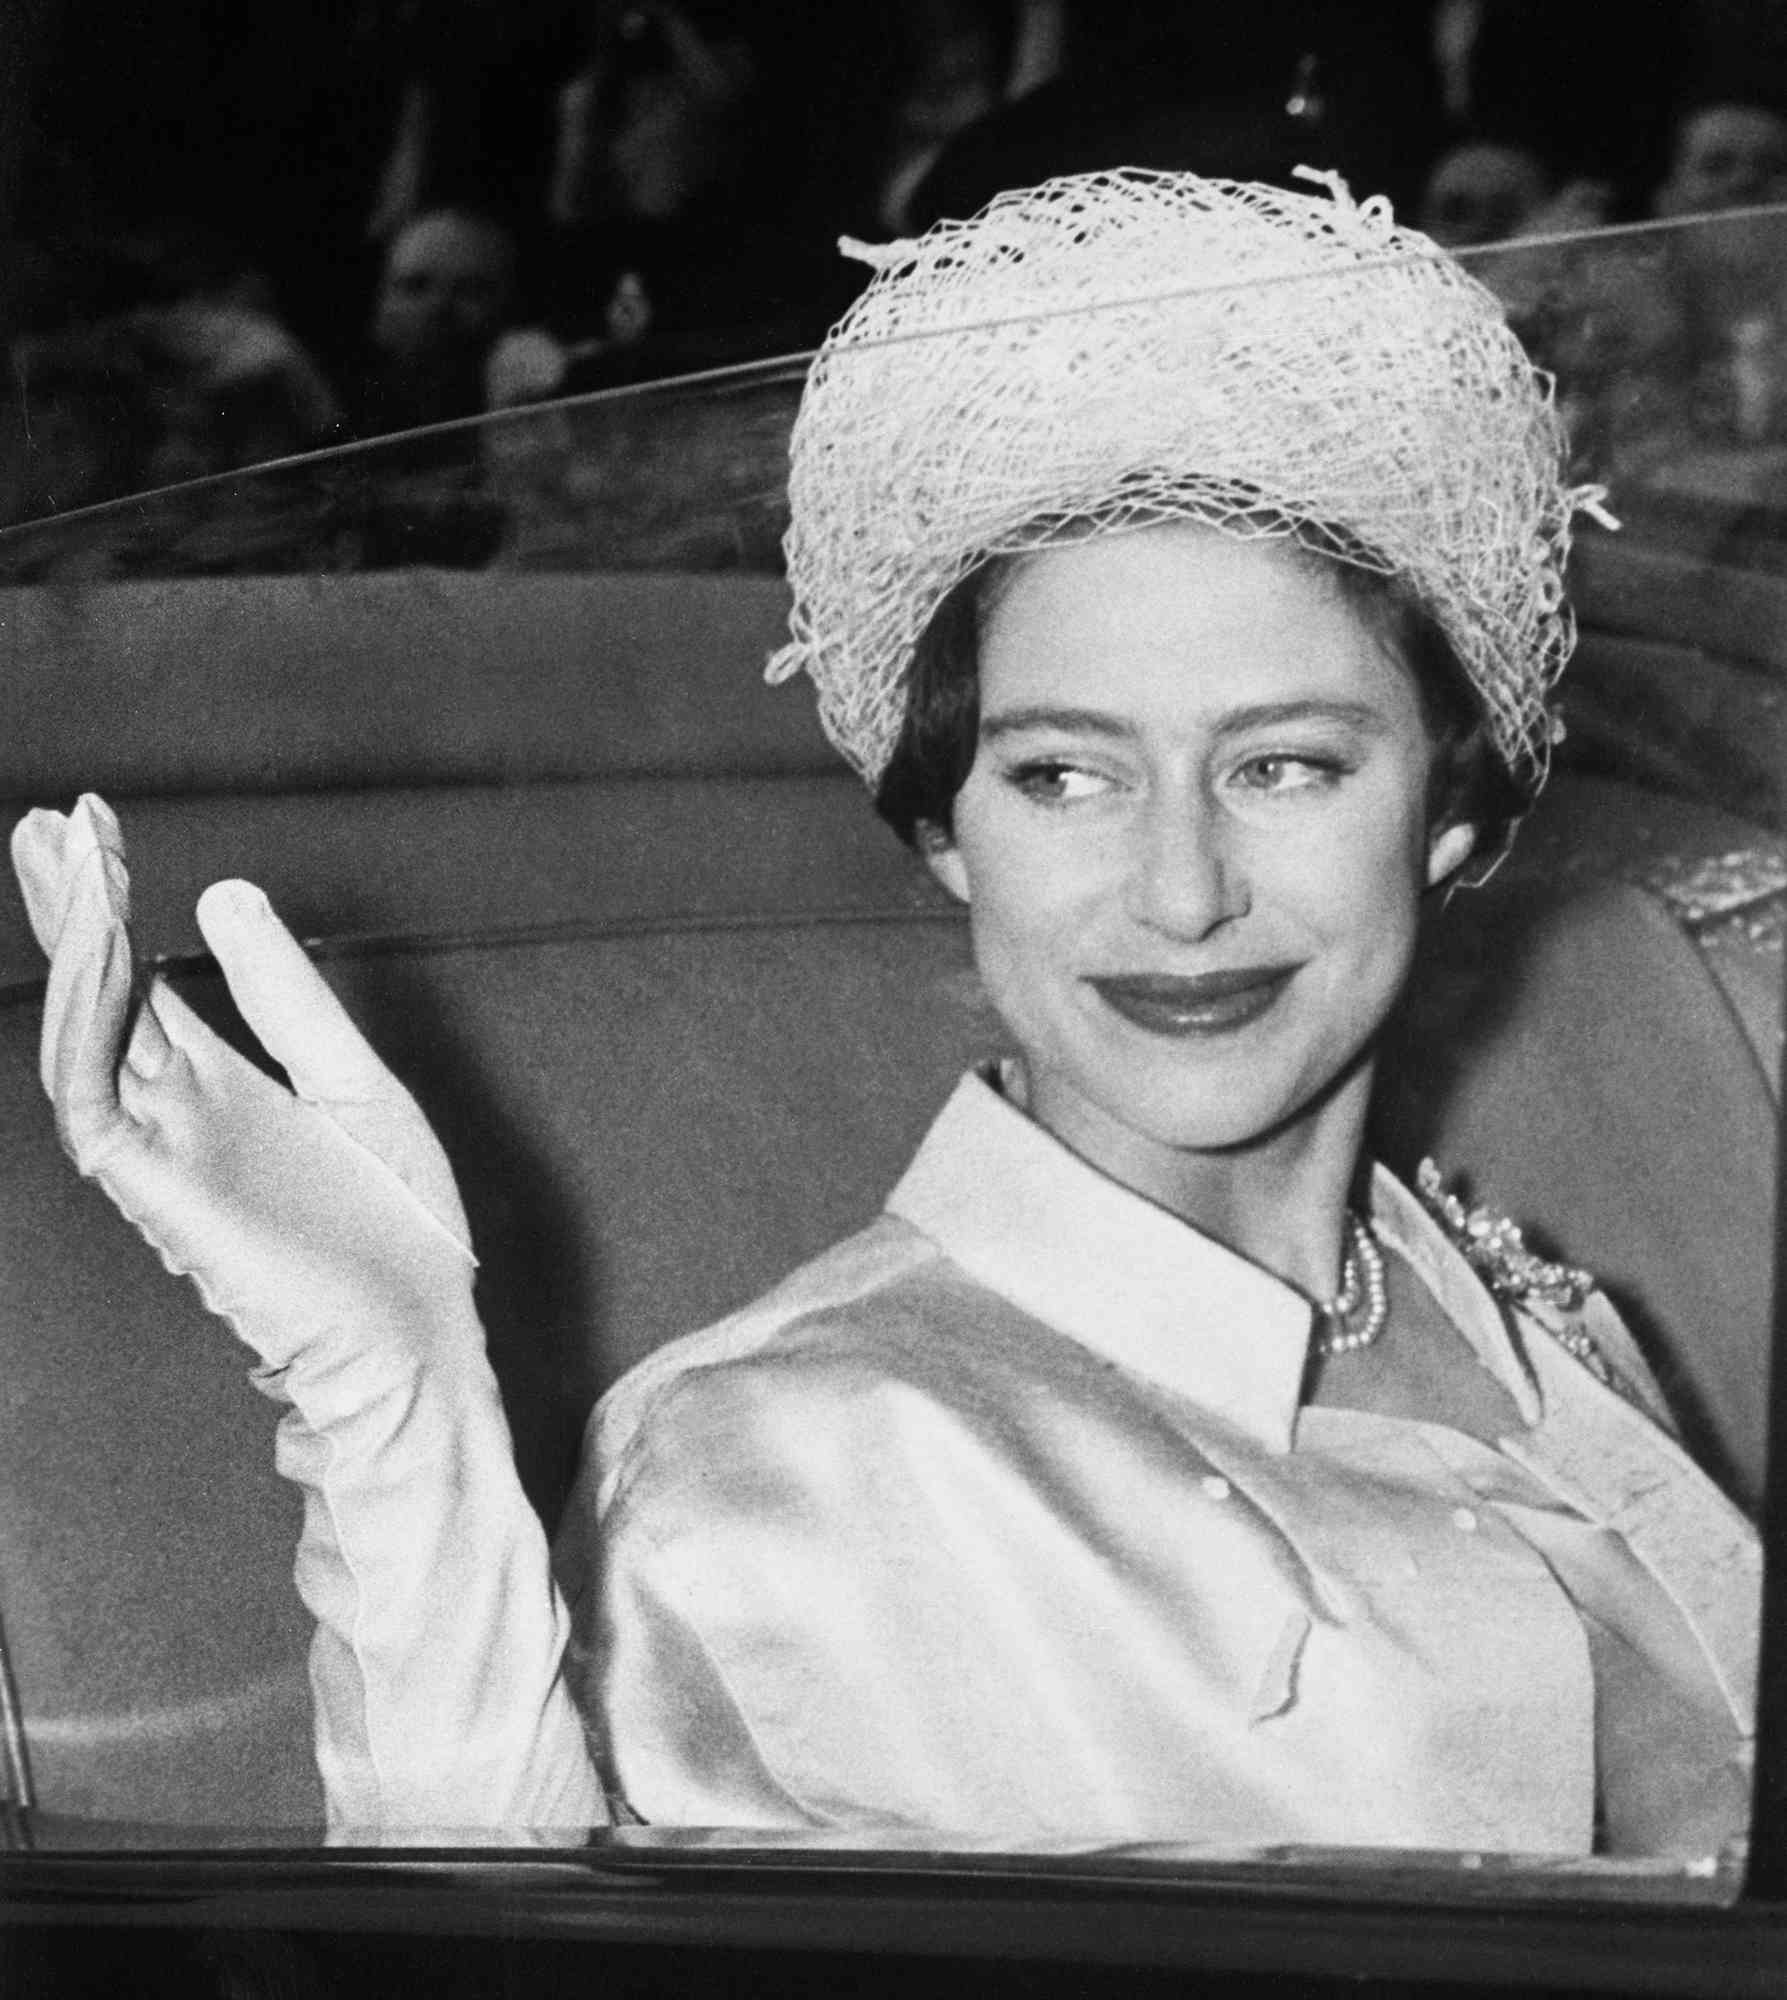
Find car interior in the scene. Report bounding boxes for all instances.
[0,223,1784,1988]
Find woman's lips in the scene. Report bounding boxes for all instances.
[1086,966,1299,1036]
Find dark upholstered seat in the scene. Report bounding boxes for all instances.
[0,567,1779,1841]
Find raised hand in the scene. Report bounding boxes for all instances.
[11,793,478,1375]
[12,794,606,1835]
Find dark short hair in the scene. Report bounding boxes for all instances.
[872,540,1530,873]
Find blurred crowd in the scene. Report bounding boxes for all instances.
[4,0,1787,534]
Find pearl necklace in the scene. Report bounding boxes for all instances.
[1314,1212,1388,1357]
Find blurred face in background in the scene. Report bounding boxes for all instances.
[1657,104,1787,217]
[1419,142,1552,248]
[1655,104,1787,315]
[372,212,517,366]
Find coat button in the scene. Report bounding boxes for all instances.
[1202,1475,1233,1501]
[1451,1507,1480,1532]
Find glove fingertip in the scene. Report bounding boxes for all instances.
[194,878,278,952]
[11,806,65,868]
[71,793,123,849]
[123,982,177,1082]
[141,974,220,1056]
[11,813,68,952]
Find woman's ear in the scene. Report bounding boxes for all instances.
[1425,819,1478,891]
[917,821,971,903]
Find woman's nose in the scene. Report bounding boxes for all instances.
[1123,792,1247,940]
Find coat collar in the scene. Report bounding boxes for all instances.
[885,1068,1543,1451]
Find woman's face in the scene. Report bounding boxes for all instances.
[925,524,1475,1191]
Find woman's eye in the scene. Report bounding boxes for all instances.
[1008,760,1111,804]
[1231,752,1346,795]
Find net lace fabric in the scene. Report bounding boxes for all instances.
[768,169,1610,795]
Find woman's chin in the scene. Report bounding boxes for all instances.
[1027,1069,1334,1174]
[1017,1020,1378,1172]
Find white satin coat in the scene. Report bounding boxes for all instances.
[558,1071,1758,1855]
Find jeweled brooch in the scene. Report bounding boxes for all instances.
[1415,1160,1620,1390]
[1414,1160,1597,1313]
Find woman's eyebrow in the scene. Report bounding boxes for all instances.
[1214,698,1390,737]
[980,698,1392,743]
[979,706,1135,742]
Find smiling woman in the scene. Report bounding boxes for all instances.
[9,169,1762,1862]
[922,528,1471,1209]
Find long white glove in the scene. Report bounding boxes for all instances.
[11,795,606,1841]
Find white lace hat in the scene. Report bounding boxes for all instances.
[767,167,1612,794]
